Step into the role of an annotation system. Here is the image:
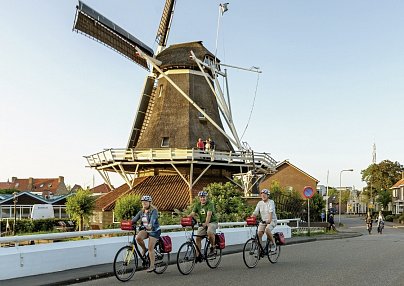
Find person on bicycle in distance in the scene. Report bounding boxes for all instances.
[252,189,277,252]
[189,190,218,260]
[365,212,372,229]
[132,195,161,272]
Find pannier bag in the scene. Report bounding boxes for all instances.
[159,235,172,253]
[120,220,133,231]
[181,217,194,227]
[246,216,257,226]
[275,232,286,245]
[215,232,226,249]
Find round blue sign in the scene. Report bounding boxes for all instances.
[303,186,315,199]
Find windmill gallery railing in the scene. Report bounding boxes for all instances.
[84,148,277,171]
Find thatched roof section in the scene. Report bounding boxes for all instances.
[156,41,218,71]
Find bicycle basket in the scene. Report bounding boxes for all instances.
[120,220,133,231]
[181,217,195,227]
[246,216,257,226]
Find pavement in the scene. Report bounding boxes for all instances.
[1,230,362,286]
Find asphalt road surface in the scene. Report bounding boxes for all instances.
[72,216,404,286]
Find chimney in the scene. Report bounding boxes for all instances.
[11,177,17,183]
[58,176,64,183]
[28,177,34,191]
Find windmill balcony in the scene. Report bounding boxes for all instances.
[84,148,276,173]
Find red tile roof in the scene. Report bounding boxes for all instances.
[90,183,112,194]
[95,175,231,212]
[0,178,64,194]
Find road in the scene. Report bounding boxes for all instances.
[72,216,404,286]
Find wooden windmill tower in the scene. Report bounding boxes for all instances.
[73,1,277,204]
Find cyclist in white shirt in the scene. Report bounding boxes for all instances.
[252,189,277,252]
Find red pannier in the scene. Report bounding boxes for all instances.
[120,220,133,231]
[275,232,286,245]
[215,232,225,249]
[159,235,172,253]
[181,217,194,227]
[246,216,257,226]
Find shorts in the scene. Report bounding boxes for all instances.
[258,221,276,233]
[147,229,161,239]
[197,222,218,236]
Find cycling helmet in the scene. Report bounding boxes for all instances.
[260,189,270,195]
[198,191,208,197]
[141,195,152,202]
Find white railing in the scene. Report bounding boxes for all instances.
[0,219,299,244]
[0,219,298,280]
[84,148,277,170]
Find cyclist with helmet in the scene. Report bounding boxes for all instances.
[190,190,218,260]
[252,189,278,252]
[131,195,161,272]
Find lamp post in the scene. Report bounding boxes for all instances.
[13,192,18,236]
[339,169,353,224]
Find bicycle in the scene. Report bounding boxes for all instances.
[243,217,281,268]
[113,224,170,282]
[176,217,222,275]
[367,222,372,234]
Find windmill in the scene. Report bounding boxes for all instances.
[73,1,277,202]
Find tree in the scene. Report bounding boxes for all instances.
[377,189,392,210]
[309,192,325,221]
[0,189,19,195]
[114,194,141,221]
[201,182,252,221]
[361,160,403,197]
[66,188,95,231]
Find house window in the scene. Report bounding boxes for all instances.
[40,184,44,188]
[401,188,404,200]
[161,137,169,147]
[15,183,19,188]
[48,183,52,187]
[393,189,397,198]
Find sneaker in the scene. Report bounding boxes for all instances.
[270,242,277,252]
[195,255,203,263]
[146,267,155,273]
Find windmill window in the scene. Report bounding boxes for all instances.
[158,85,164,97]
[161,137,169,147]
[198,108,207,121]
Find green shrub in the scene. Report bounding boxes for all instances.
[385,215,394,222]
[114,194,141,221]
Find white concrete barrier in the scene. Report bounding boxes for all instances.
[0,225,291,280]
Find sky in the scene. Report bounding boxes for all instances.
[1,0,403,190]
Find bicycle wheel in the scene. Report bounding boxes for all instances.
[243,238,259,268]
[154,243,170,274]
[177,242,196,275]
[205,241,222,269]
[113,245,138,282]
[267,240,281,264]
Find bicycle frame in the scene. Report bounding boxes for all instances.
[186,224,211,260]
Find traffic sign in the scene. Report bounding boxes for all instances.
[303,186,315,199]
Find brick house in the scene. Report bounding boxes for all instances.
[0,176,69,196]
[391,174,404,215]
[259,160,319,198]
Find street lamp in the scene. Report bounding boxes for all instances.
[339,169,353,224]
[13,192,18,236]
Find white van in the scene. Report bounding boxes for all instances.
[30,204,55,220]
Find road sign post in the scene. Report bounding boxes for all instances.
[303,186,315,237]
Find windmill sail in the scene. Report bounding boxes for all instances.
[73,1,153,70]
[155,0,176,50]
